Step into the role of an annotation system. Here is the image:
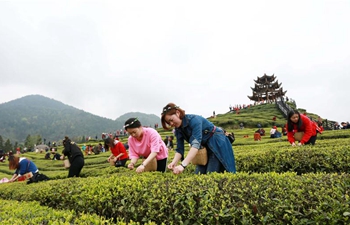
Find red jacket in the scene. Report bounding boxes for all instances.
[111,141,129,160]
[287,114,317,144]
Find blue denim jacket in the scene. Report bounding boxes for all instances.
[175,114,236,173]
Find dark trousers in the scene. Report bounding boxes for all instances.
[115,158,128,167]
[156,158,168,172]
[68,156,84,177]
[305,135,317,145]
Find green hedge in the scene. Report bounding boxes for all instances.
[236,140,350,174]
[0,172,349,224]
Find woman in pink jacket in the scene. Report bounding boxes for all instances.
[124,118,168,173]
[286,110,318,146]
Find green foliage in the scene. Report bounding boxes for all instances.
[0,101,347,224]
[0,135,3,149]
[209,102,335,130]
[0,173,349,224]
[3,139,12,152]
[0,199,117,224]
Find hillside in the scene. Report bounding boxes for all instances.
[0,95,334,145]
[208,102,329,130]
[0,95,161,143]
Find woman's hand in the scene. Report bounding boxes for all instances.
[136,164,145,173]
[128,163,135,170]
[168,161,176,170]
[298,142,303,146]
[291,142,296,147]
[172,165,184,175]
[60,155,64,160]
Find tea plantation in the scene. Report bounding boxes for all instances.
[0,106,349,224]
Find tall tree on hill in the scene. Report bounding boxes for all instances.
[36,135,42,145]
[24,134,33,148]
[4,139,12,152]
[0,135,3,149]
[13,142,18,151]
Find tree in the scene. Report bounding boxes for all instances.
[82,136,85,143]
[4,139,12,152]
[0,135,3,149]
[13,142,18,152]
[36,135,42,145]
[24,134,33,149]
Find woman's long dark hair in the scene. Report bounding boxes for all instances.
[8,155,19,170]
[104,137,114,151]
[287,109,302,131]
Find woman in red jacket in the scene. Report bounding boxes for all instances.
[286,110,318,146]
[105,137,129,167]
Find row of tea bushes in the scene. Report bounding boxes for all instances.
[0,199,116,224]
[1,137,348,181]
[236,139,350,174]
[0,172,349,224]
[0,199,161,224]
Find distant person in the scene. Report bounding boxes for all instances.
[282,125,287,136]
[105,137,129,167]
[224,130,235,144]
[341,122,349,129]
[51,148,61,160]
[270,126,282,138]
[161,103,236,175]
[123,142,129,150]
[44,152,51,159]
[269,126,277,138]
[61,136,85,177]
[124,118,168,173]
[255,128,265,136]
[163,136,169,146]
[333,122,341,130]
[286,110,319,146]
[166,136,174,150]
[93,144,102,155]
[0,150,6,162]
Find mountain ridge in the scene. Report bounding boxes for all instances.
[0,95,160,143]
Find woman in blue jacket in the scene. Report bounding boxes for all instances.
[8,155,49,183]
[8,155,39,182]
[161,103,236,175]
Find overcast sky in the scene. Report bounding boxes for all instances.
[0,0,349,123]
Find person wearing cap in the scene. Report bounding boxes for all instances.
[161,102,236,175]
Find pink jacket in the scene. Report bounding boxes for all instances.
[128,127,168,160]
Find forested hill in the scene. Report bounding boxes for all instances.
[0,95,160,143]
